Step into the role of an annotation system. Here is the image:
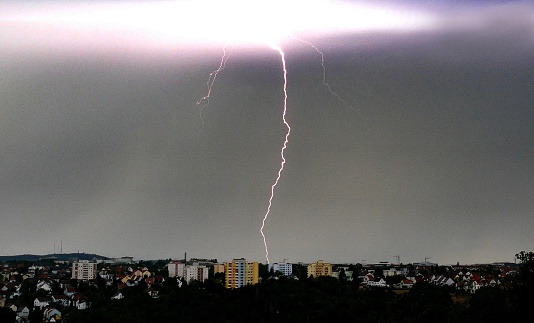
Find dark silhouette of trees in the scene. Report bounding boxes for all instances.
[338,268,347,281]
[0,307,16,323]
[393,282,453,322]
[467,286,515,322]
[515,251,534,322]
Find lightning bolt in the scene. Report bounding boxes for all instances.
[199,39,345,265]
[293,37,350,108]
[196,42,233,134]
[260,44,290,265]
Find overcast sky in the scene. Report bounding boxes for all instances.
[1,0,533,265]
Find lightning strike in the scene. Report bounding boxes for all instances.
[196,42,233,134]
[260,44,290,265]
[1,0,440,265]
[199,39,338,264]
[293,37,350,107]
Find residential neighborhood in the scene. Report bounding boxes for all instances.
[0,252,531,322]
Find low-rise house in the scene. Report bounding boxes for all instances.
[469,281,482,293]
[432,275,456,287]
[43,307,62,321]
[37,280,52,293]
[8,303,17,312]
[16,306,30,320]
[399,279,414,289]
[12,283,23,298]
[362,273,375,285]
[6,282,21,294]
[368,278,386,287]
[59,280,71,289]
[34,296,53,309]
[111,292,124,300]
[73,294,91,310]
[52,294,70,307]
[64,286,76,298]
[147,288,159,298]
[415,275,426,284]
[76,299,91,310]
[132,270,143,278]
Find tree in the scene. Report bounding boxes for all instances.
[515,251,534,322]
[0,307,16,323]
[29,308,43,323]
[259,263,269,280]
[468,286,514,322]
[338,268,346,281]
[385,274,403,286]
[373,268,384,278]
[394,282,453,322]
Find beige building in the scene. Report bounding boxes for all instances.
[213,264,225,275]
[72,260,97,280]
[224,258,259,289]
[307,260,332,278]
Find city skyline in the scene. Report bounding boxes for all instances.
[1,0,533,265]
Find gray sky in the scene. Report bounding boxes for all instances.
[1,0,533,265]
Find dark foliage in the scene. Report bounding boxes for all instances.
[514,251,534,322]
[0,307,16,323]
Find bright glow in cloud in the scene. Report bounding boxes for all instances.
[0,0,437,51]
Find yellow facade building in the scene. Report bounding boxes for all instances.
[307,260,332,278]
[224,258,259,289]
[213,264,225,275]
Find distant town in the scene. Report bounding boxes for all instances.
[0,252,532,322]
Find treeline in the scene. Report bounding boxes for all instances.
[0,253,109,262]
[64,275,529,323]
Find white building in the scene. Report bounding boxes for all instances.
[72,261,97,280]
[168,261,186,278]
[269,262,293,276]
[384,267,408,277]
[368,278,387,287]
[185,264,209,283]
[168,261,208,282]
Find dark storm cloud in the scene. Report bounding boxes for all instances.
[1,0,533,264]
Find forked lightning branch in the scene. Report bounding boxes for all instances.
[198,40,345,264]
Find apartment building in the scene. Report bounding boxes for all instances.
[224,258,258,288]
[269,262,293,276]
[185,264,209,283]
[72,260,97,280]
[307,260,332,278]
[168,261,186,278]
